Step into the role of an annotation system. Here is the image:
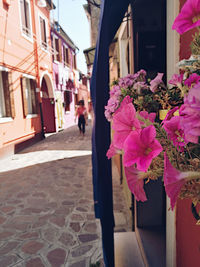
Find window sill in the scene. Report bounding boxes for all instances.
[41,45,50,54]
[21,32,33,43]
[54,60,62,65]
[0,117,13,124]
[26,114,38,119]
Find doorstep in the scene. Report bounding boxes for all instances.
[114,232,145,267]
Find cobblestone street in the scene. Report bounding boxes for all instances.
[0,123,131,267]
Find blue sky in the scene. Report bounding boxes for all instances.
[52,0,90,74]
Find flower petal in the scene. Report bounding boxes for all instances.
[164,153,186,210]
[125,166,147,202]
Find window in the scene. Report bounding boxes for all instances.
[20,0,32,38]
[21,77,38,116]
[73,54,77,69]
[51,34,63,62]
[40,16,47,50]
[0,71,15,119]
[64,90,72,112]
[63,46,69,66]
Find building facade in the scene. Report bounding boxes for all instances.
[51,22,89,131]
[0,0,55,158]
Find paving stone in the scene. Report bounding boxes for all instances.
[0,206,15,213]
[59,232,75,247]
[0,216,6,224]
[0,241,19,255]
[25,257,45,267]
[70,222,81,232]
[87,214,96,220]
[71,245,93,257]
[62,200,74,206]
[47,248,67,267]
[83,222,97,233]
[19,232,39,239]
[43,227,58,242]
[69,259,86,267]
[21,241,44,254]
[71,214,84,221]
[5,222,30,231]
[32,192,46,198]
[78,234,99,243]
[53,206,70,215]
[76,207,88,212]
[0,231,14,240]
[50,215,65,227]
[0,255,19,266]
[17,193,29,198]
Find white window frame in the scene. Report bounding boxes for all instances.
[39,13,49,52]
[0,68,13,123]
[0,71,6,118]
[22,74,37,116]
[18,0,33,42]
[52,34,60,63]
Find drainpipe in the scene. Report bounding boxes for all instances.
[31,0,45,139]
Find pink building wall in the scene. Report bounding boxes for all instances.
[0,0,54,157]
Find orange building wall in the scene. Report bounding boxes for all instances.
[0,1,53,157]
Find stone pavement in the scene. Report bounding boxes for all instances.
[0,122,131,267]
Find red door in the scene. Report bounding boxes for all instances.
[41,78,56,133]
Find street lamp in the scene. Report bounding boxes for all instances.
[37,0,46,7]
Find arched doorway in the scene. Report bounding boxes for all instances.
[41,77,56,133]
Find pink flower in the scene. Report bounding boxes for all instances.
[119,76,134,88]
[115,95,133,115]
[133,82,148,94]
[106,143,118,159]
[179,83,200,143]
[124,166,147,202]
[110,85,121,97]
[164,153,186,210]
[169,74,183,87]
[172,0,200,34]
[139,111,156,123]
[184,73,200,88]
[150,73,164,92]
[162,116,188,149]
[112,102,141,149]
[123,125,163,172]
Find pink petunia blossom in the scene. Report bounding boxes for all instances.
[139,111,156,123]
[184,73,200,88]
[169,73,183,87]
[123,125,163,172]
[104,96,120,121]
[133,82,148,94]
[179,82,200,143]
[164,153,186,210]
[162,116,188,149]
[112,102,141,149]
[172,0,200,34]
[110,85,121,97]
[124,165,147,202]
[150,73,164,92]
[118,76,134,88]
[106,143,119,159]
[115,95,133,115]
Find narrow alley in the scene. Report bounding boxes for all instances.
[0,123,130,267]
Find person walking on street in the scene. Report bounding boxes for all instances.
[75,100,88,136]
